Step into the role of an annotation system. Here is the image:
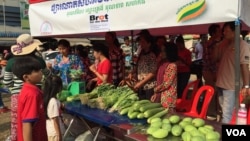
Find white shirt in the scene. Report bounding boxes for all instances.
[46,98,65,136]
[120,44,132,56]
[194,42,203,60]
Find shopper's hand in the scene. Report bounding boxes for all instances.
[127,73,133,80]
[150,94,157,102]
[133,81,142,91]
[89,64,96,72]
[240,88,250,98]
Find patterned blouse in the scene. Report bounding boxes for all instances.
[154,63,177,109]
[137,51,157,90]
[109,47,124,85]
[53,54,84,85]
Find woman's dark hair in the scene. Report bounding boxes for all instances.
[75,44,88,58]
[139,33,160,56]
[106,32,120,47]
[58,39,72,53]
[139,33,154,44]
[175,35,185,45]
[208,24,220,36]
[12,56,42,81]
[93,43,109,59]
[58,39,70,48]
[43,75,63,119]
[164,42,178,62]
[156,36,167,42]
[223,21,242,32]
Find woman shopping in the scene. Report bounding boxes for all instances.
[89,43,113,86]
[48,39,84,86]
[128,32,157,100]
[151,42,178,111]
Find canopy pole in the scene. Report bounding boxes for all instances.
[130,30,135,71]
[131,30,134,56]
[235,19,241,124]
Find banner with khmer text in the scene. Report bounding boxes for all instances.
[29,0,241,36]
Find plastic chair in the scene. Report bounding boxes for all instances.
[182,85,215,119]
[176,79,200,112]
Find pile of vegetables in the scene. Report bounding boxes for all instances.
[79,84,139,110]
[57,90,71,102]
[69,69,83,79]
[146,115,221,141]
[66,83,169,121]
[117,99,168,121]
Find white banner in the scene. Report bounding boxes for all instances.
[29,0,240,36]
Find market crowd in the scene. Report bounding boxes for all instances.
[0,21,250,141]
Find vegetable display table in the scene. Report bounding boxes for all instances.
[64,101,146,140]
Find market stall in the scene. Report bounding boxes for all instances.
[64,100,222,141]
[61,84,221,141]
[28,0,250,140]
[27,0,250,99]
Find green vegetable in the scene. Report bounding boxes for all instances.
[152,128,169,139]
[143,107,165,118]
[108,91,138,113]
[66,95,80,102]
[128,111,140,119]
[128,108,135,117]
[147,109,168,123]
[139,103,162,112]
[119,106,131,115]
[119,102,134,111]
[147,127,159,135]
[171,124,183,136]
[192,118,205,127]
[132,100,151,110]
[162,123,172,131]
[150,117,162,123]
[150,121,162,128]
[137,113,145,119]
[57,90,70,102]
[169,115,181,124]
[182,131,192,141]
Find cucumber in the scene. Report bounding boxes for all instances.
[137,113,145,119]
[128,108,135,117]
[128,111,140,119]
[139,103,162,112]
[143,107,165,118]
[132,100,151,110]
[147,109,169,123]
[119,106,131,115]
